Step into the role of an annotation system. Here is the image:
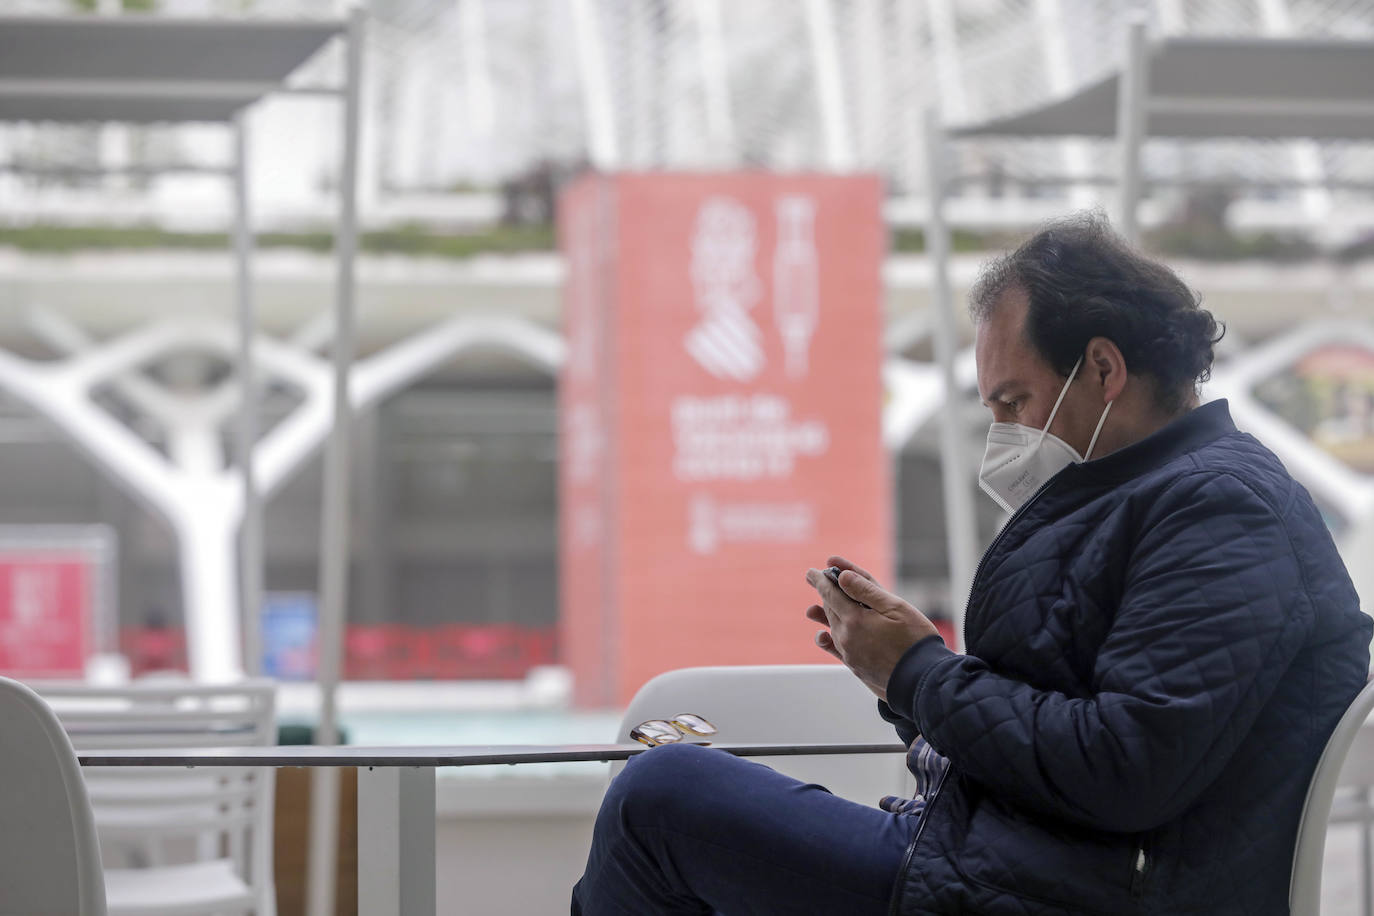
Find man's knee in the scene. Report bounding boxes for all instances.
[606,743,722,824]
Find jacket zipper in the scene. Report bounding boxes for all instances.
[887,764,954,916]
[885,469,1067,914]
[1129,840,1149,897]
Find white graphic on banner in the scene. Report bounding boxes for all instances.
[676,194,831,551]
[685,197,764,381]
[565,404,604,546]
[566,205,601,383]
[773,195,820,379]
[12,566,56,625]
[573,504,602,547]
[565,404,603,484]
[672,394,829,482]
[688,494,815,556]
[685,194,822,382]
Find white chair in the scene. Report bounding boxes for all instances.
[1291,677,1374,914]
[0,675,107,916]
[36,679,278,916]
[614,664,912,806]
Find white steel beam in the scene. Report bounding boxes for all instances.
[894,0,924,193]
[853,0,885,169]
[460,0,495,136]
[924,0,967,124]
[1034,0,1095,209]
[803,0,854,171]
[693,0,736,166]
[568,0,621,169]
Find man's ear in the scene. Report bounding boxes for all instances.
[1084,336,1127,403]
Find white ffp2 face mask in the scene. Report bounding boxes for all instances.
[977,357,1113,514]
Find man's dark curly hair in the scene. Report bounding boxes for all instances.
[969,213,1224,414]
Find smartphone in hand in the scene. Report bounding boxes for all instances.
[824,566,871,609]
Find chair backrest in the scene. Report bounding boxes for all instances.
[613,664,911,805]
[0,676,107,916]
[33,679,277,914]
[1290,676,1374,912]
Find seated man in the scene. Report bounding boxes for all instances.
[571,214,1372,915]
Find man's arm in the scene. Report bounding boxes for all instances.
[885,472,1315,833]
[877,697,922,747]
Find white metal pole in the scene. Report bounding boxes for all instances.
[306,9,365,916]
[924,107,979,651]
[232,113,263,679]
[803,0,854,171]
[1115,11,1148,245]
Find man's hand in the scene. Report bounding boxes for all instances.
[805,555,940,701]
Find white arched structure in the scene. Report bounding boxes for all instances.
[10,291,967,680]
[0,311,563,682]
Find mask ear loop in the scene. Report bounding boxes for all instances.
[1037,355,1084,446]
[1083,400,1113,461]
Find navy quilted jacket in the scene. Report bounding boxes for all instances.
[882,400,1371,915]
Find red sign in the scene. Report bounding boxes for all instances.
[559,173,891,707]
[0,552,94,678]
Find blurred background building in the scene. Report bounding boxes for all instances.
[0,0,1371,690]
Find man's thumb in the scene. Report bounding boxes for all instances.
[838,569,880,605]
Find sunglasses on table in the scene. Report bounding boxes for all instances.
[629,713,718,747]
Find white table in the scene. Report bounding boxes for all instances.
[78,741,904,916]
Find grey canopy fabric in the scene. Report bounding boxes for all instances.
[0,15,342,123]
[950,36,1374,141]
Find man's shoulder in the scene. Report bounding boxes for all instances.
[1139,425,1295,510]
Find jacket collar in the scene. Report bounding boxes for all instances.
[1067,398,1237,484]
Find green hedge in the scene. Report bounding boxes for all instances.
[0,221,1362,263]
[0,223,555,257]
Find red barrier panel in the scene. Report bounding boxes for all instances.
[122,623,558,682]
[120,627,189,677]
[343,624,398,680]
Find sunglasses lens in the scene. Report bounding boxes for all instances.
[670,713,718,737]
[630,720,683,747]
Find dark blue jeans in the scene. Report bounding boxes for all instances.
[571,743,920,915]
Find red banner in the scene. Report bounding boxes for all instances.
[0,552,94,678]
[560,173,891,707]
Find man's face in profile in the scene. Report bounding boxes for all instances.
[974,286,1101,456]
